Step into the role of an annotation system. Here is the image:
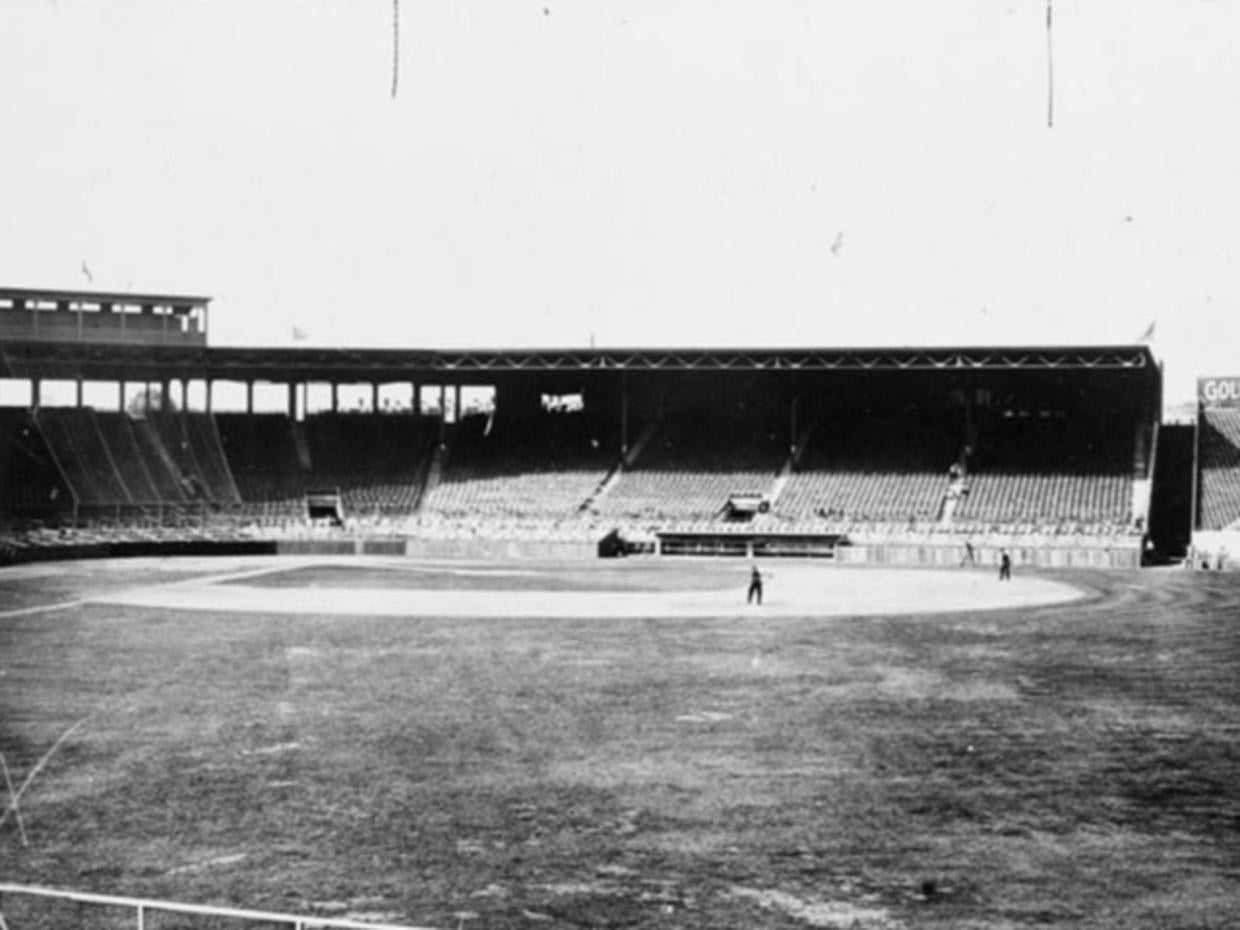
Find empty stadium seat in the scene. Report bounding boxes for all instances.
[594,419,784,522]
[1199,409,1240,530]
[420,412,616,519]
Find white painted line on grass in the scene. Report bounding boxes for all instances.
[0,717,88,833]
[0,600,83,620]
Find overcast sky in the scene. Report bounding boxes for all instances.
[2,0,1239,404]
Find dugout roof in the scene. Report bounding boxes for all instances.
[0,342,1158,385]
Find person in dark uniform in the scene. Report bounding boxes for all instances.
[747,565,764,605]
[998,549,1012,581]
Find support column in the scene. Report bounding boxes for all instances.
[331,382,339,413]
[963,384,975,465]
[246,381,254,415]
[412,383,421,416]
[180,378,189,412]
[160,380,171,412]
[31,378,41,409]
[119,380,126,413]
[789,395,798,455]
[439,385,447,420]
[372,382,381,413]
[288,382,297,420]
[620,375,629,457]
[205,379,213,414]
[144,382,153,415]
[454,384,462,421]
[75,377,84,408]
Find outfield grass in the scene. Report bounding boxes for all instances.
[1,558,1238,929]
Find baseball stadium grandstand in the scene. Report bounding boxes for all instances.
[4,287,1240,930]
[0,285,1225,569]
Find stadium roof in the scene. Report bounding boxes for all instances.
[0,342,1158,384]
[0,287,212,308]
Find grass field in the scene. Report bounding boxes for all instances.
[1,557,1238,929]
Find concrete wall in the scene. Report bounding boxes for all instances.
[400,538,597,561]
[1,534,1141,569]
[836,541,1142,570]
[276,537,598,561]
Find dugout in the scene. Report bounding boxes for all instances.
[657,531,846,559]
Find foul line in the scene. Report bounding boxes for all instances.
[0,717,88,835]
[0,754,28,846]
[0,600,83,620]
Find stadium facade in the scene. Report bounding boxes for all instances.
[1,286,1222,569]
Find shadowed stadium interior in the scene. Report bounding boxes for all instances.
[2,325,1204,563]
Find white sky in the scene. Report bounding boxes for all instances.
[2,0,1239,405]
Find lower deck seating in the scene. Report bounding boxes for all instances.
[35,408,132,505]
[218,413,437,516]
[1199,409,1240,530]
[0,402,1154,542]
[599,469,779,521]
[421,413,616,518]
[184,413,241,503]
[94,412,161,503]
[425,468,608,517]
[777,418,956,522]
[952,418,1134,526]
[594,420,785,521]
[778,470,947,522]
[131,418,190,503]
[953,471,1131,524]
[0,409,69,511]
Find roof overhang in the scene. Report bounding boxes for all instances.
[0,342,1158,384]
[0,287,212,308]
